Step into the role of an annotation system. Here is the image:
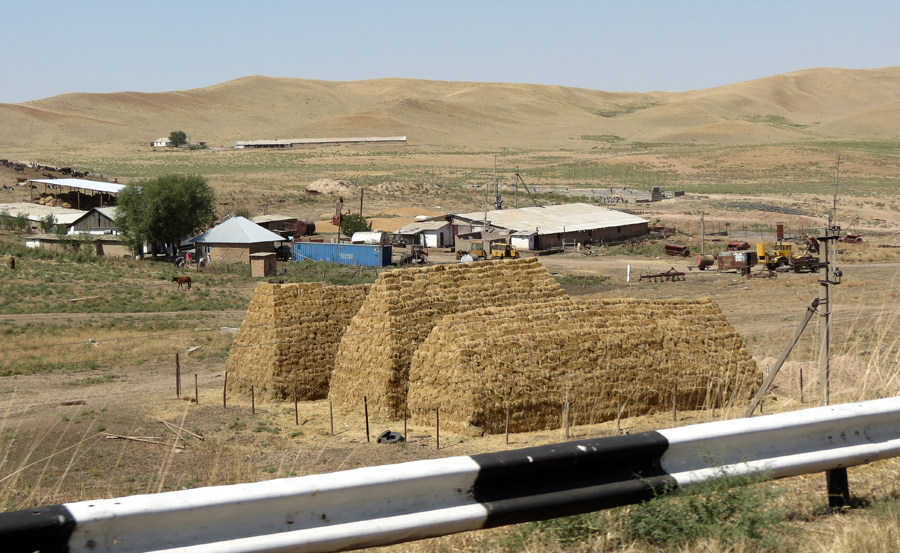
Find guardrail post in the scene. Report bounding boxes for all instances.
[827,467,850,511]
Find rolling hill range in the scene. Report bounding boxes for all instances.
[2,66,900,153]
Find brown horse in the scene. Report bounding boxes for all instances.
[172,276,192,290]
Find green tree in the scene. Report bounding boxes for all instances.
[169,131,188,147]
[339,213,372,237]
[116,174,217,257]
[39,214,56,234]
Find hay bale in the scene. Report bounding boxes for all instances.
[329,258,568,418]
[407,297,760,434]
[225,282,370,401]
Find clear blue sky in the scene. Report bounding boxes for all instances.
[4,1,898,103]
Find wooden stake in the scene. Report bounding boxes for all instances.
[330,401,334,436]
[505,407,510,445]
[175,353,180,397]
[564,401,570,439]
[800,368,804,404]
[673,383,677,421]
[194,374,198,405]
[251,386,255,415]
[223,371,227,409]
[294,387,299,425]
[436,408,440,450]
[403,408,407,439]
[364,396,370,443]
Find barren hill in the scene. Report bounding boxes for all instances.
[3,67,900,152]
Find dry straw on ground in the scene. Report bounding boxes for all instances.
[329,257,568,418]
[407,297,760,434]
[224,282,370,401]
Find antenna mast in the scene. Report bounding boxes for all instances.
[514,166,541,207]
[494,155,502,210]
[832,154,841,224]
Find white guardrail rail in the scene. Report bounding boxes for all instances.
[3,397,900,553]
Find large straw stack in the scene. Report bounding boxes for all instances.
[406,297,760,434]
[329,258,568,419]
[225,282,370,401]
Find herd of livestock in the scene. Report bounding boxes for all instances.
[1,159,90,178]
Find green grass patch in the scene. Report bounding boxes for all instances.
[66,374,120,386]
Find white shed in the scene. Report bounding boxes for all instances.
[395,220,454,248]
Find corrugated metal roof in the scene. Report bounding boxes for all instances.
[235,136,407,147]
[0,202,86,224]
[453,203,648,234]
[250,214,296,224]
[95,207,118,219]
[190,217,285,244]
[395,220,449,234]
[29,179,127,195]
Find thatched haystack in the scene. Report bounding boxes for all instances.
[329,257,567,419]
[225,282,370,401]
[407,297,760,434]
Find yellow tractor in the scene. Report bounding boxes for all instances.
[490,241,520,259]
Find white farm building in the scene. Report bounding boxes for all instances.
[451,203,648,251]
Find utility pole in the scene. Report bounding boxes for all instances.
[700,214,705,255]
[360,188,364,216]
[818,206,846,510]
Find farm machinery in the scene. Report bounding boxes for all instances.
[399,245,428,265]
[755,237,823,273]
[490,241,520,259]
[457,240,520,262]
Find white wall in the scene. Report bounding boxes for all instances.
[511,235,535,250]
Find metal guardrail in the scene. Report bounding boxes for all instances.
[4,397,900,553]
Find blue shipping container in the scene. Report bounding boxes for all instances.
[292,242,393,267]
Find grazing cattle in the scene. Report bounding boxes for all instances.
[16,177,26,184]
[267,279,284,284]
[59,167,72,175]
[14,165,26,174]
[171,276,192,290]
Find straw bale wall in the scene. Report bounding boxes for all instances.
[329,257,567,419]
[406,297,760,434]
[225,282,370,401]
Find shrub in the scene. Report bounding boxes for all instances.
[619,472,790,550]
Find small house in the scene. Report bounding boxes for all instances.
[189,216,286,264]
[151,137,173,148]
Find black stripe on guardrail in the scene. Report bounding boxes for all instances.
[471,431,673,528]
[0,504,75,553]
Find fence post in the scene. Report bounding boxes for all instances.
[175,353,180,398]
[194,374,198,405]
[364,396,370,443]
[673,383,678,421]
[223,371,227,409]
